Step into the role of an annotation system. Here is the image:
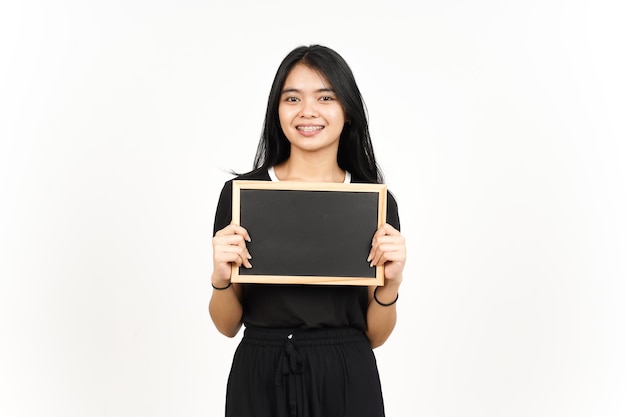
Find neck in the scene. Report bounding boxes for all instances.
[274,154,345,183]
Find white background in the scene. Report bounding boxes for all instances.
[1,1,625,416]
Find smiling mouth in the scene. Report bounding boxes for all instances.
[296,126,324,132]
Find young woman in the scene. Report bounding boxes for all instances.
[209,44,406,417]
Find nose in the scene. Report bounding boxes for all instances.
[299,98,318,118]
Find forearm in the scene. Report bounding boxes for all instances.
[209,278,244,338]
[209,224,252,337]
[365,278,401,349]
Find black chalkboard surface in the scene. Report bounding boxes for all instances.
[231,180,387,285]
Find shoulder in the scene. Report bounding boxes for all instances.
[385,188,401,231]
[216,167,271,203]
[217,167,271,196]
[386,188,399,209]
[350,175,401,230]
[213,168,271,234]
[233,167,271,181]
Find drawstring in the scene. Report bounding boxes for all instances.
[275,334,304,417]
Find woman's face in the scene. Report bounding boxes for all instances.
[278,63,347,159]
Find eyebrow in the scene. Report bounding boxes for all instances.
[281,87,335,94]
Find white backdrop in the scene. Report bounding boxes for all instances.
[1,1,625,416]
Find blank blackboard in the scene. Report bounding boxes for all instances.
[231,180,387,285]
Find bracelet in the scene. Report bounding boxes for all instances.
[211,281,232,290]
[373,286,399,307]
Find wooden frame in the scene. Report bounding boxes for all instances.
[231,180,387,285]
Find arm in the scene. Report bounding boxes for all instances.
[365,223,406,349]
[209,281,244,338]
[208,223,252,337]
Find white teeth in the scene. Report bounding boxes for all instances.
[297,126,323,132]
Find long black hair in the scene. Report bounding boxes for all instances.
[253,45,384,184]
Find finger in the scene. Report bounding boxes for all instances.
[369,234,405,262]
[214,250,244,267]
[215,223,252,242]
[213,243,252,266]
[370,243,406,267]
[376,250,406,266]
[214,252,252,270]
[372,234,405,248]
[368,224,401,260]
[213,233,249,248]
[214,244,253,269]
[372,223,400,239]
[371,252,403,268]
[213,232,252,258]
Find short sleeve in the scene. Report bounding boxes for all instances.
[213,181,233,235]
[386,191,401,232]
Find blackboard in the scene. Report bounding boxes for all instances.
[231,180,387,285]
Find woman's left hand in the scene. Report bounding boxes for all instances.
[367,223,406,283]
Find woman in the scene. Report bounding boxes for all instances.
[209,44,406,417]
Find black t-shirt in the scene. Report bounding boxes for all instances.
[213,167,401,331]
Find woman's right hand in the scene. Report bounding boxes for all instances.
[211,223,252,286]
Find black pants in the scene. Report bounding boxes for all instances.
[225,327,386,417]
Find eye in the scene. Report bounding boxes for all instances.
[319,96,335,102]
[284,96,299,103]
